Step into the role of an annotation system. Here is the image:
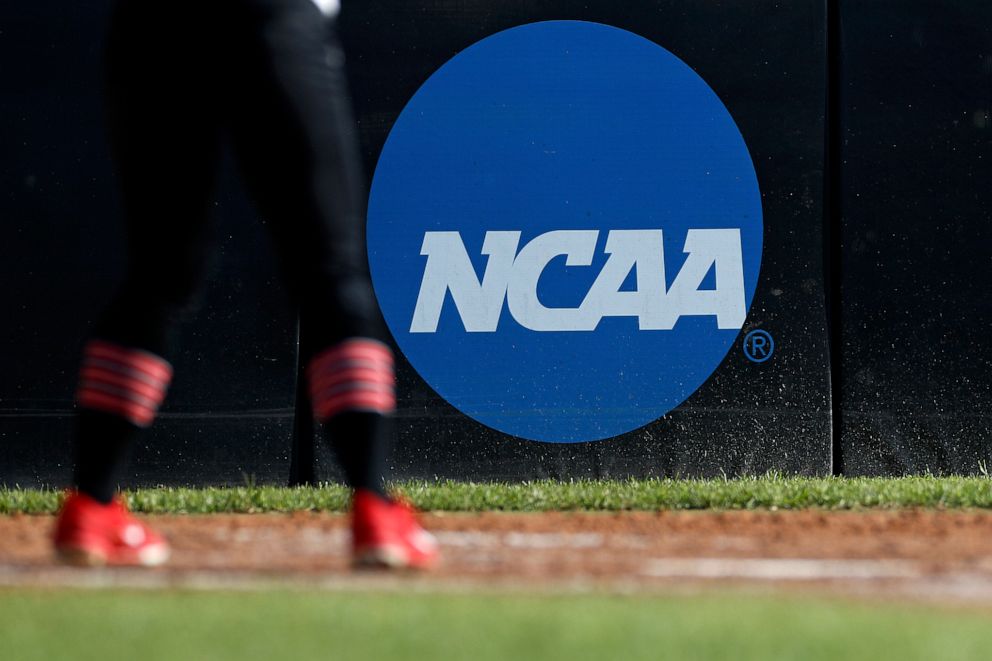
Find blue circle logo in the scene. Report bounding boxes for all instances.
[368,21,763,443]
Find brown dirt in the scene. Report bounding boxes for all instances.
[5,510,992,601]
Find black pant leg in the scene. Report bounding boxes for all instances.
[226,0,392,495]
[226,0,382,346]
[99,0,223,355]
[74,0,223,501]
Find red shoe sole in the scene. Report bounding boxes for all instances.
[55,542,170,568]
[56,545,108,567]
[353,544,436,570]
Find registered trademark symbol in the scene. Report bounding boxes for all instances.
[743,329,774,363]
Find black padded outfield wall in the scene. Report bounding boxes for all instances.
[2,1,835,486]
[835,1,992,475]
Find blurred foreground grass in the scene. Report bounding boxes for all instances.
[4,474,992,514]
[1,589,991,661]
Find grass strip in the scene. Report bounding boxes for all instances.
[2,589,992,661]
[3,474,992,514]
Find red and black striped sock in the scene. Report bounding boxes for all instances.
[73,339,173,503]
[308,338,395,498]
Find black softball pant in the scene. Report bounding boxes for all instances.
[72,0,393,501]
[98,0,381,355]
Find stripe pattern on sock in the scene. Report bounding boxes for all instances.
[308,338,395,421]
[76,340,173,428]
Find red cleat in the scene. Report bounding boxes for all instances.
[351,489,439,570]
[53,492,170,567]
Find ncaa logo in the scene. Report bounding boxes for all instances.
[368,21,763,443]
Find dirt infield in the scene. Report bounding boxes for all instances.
[5,510,992,601]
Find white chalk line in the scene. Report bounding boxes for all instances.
[7,560,992,604]
[0,564,646,597]
[642,558,922,581]
[212,528,644,551]
[436,531,613,549]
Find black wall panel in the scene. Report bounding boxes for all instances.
[837,1,992,474]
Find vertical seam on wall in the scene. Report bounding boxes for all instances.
[824,0,844,476]
[289,318,318,486]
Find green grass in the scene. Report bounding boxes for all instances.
[4,474,992,514]
[1,589,991,661]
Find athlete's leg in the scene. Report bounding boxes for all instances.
[73,0,222,504]
[226,0,392,497]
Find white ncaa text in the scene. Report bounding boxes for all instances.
[410,229,747,333]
